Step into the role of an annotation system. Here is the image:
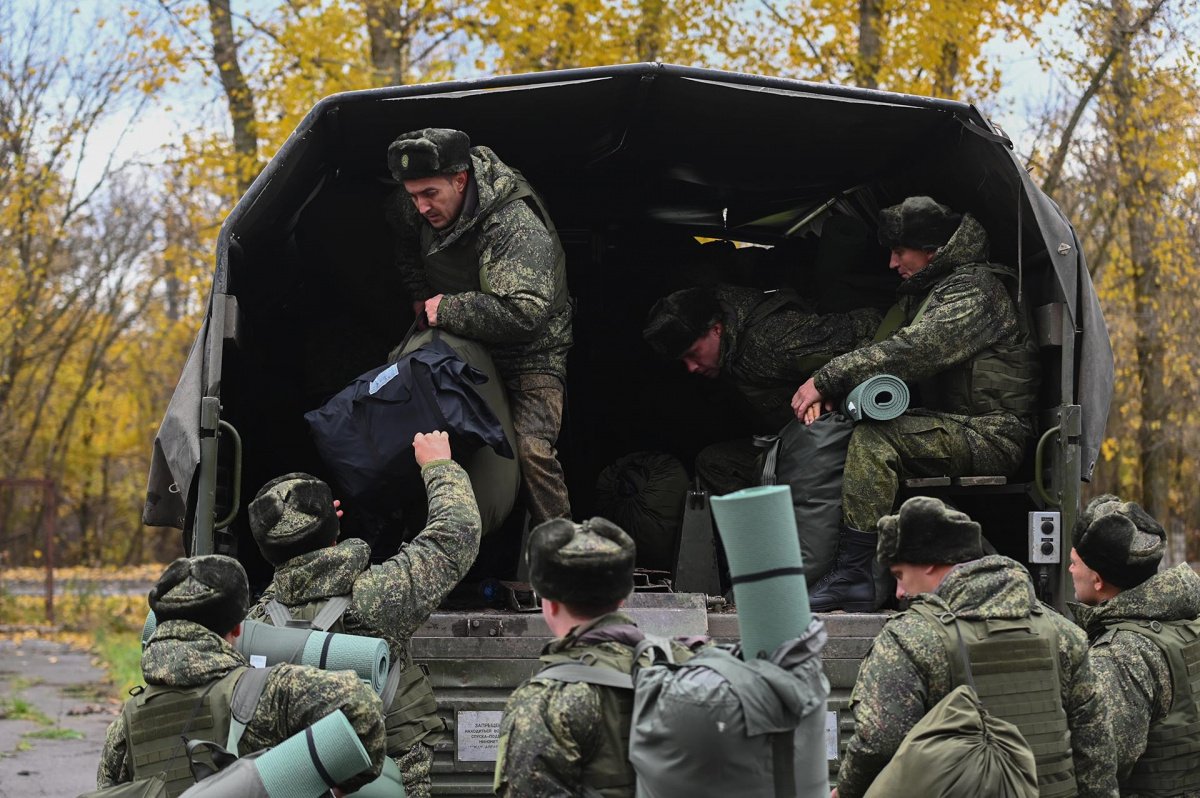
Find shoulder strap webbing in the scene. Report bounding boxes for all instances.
[535,662,634,690]
[226,665,275,753]
[380,658,404,708]
[872,302,907,342]
[263,599,292,628]
[310,596,352,632]
[771,730,796,798]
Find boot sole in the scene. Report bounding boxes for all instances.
[812,602,875,613]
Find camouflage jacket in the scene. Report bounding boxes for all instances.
[716,285,880,429]
[495,612,639,798]
[1072,563,1200,791]
[837,555,1117,798]
[386,147,572,381]
[248,460,482,665]
[812,214,1031,435]
[96,619,386,792]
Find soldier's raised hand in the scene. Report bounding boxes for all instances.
[413,430,451,466]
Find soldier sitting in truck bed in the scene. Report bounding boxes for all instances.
[245,431,481,798]
[791,196,1041,612]
[643,283,879,496]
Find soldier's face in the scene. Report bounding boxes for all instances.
[890,563,940,599]
[680,323,722,378]
[404,173,468,229]
[1068,548,1104,605]
[888,247,936,279]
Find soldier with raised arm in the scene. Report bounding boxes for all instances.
[246,430,482,798]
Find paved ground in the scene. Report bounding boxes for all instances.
[0,638,118,797]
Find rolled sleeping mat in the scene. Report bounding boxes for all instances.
[842,374,909,421]
[178,710,373,798]
[235,619,390,694]
[142,610,157,650]
[352,755,407,797]
[710,485,811,660]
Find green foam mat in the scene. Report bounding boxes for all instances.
[711,485,811,660]
[256,709,371,797]
[301,631,390,693]
[842,374,909,421]
[352,755,407,797]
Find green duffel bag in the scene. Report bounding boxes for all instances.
[77,775,168,798]
[863,684,1038,798]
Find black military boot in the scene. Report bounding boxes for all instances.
[808,526,877,612]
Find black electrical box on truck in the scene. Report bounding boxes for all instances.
[142,63,1114,793]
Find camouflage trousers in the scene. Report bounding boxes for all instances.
[694,438,764,496]
[842,410,1027,531]
[397,739,435,798]
[505,373,571,527]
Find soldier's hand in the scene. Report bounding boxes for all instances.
[791,378,825,425]
[424,294,444,327]
[413,430,452,466]
[412,300,429,331]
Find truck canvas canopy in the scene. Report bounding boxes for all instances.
[143,63,1112,598]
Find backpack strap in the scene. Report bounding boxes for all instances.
[770,730,796,798]
[535,662,634,690]
[226,665,275,753]
[309,595,352,632]
[379,658,404,708]
[263,598,293,628]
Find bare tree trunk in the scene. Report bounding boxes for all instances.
[636,0,666,62]
[934,41,960,97]
[1109,0,1172,533]
[207,0,259,193]
[363,0,410,85]
[855,0,883,89]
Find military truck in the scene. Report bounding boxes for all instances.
[143,63,1113,792]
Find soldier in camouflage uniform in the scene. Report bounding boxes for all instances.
[791,196,1041,611]
[835,497,1117,798]
[642,284,879,495]
[246,430,482,798]
[386,128,572,526]
[494,517,641,797]
[1069,494,1200,795]
[97,555,386,795]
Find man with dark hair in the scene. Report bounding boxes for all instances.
[791,196,1041,612]
[96,555,386,796]
[1069,494,1200,794]
[642,283,879,495]
[386,127,572,527]
[835,497,1117,798]
[494,517,642,797]
[246,430,482,798]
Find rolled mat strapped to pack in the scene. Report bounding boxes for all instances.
[710,485,811,660]
[842,374,909,421]
[236,619,390,694]
[179,710,373,798]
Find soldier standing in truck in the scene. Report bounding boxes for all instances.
[386,128,573,527]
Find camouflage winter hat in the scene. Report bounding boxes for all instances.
[1073,494,1164,588]
[149,555,249,636]
[876,496,983,567]
[527,517,636,605]
[249,472,340,565]
[877,196,963,251]
[642,287,723,360]
[388,128,472,181]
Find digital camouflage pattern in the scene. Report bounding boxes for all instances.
[495,612,639,798]
[505,371,571,526]
[97,619,386,793]
[386,146,572,382]
[837,556,1117,798]
[716,285,879,431]
[1072,562,1200,791]
[812,214,1033,530]
[247,459,481,798]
